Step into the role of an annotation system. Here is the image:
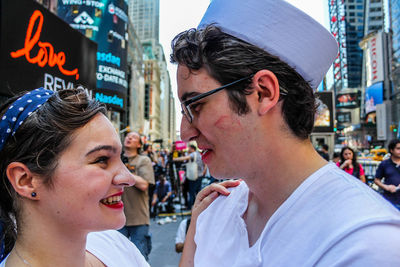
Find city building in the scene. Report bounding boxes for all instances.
[329,0,365,91]
[389,0,400,127]
[129,0,159,43]
[328,0,391,149]
[129,0,176,147]
[127,20,146,135]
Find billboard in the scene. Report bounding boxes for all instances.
[0,0,97,96]
[337,112,351,124]
[314,91,334,133]
[363,32,384,87]
[58,0,129,111]
[336,92,358,109]
[365,82,383,114]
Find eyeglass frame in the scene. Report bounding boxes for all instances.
[180,74,288,123]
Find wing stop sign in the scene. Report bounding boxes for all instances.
[0,0,97,97]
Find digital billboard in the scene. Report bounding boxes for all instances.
[0,0,97,97]
[337,112,351,124]
[58,0,129,111]
[365,82,383,114]
[336,92,358,109]
[314,91,334,133]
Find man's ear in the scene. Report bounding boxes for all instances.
[253,70,280,115]
[6,162,40,200]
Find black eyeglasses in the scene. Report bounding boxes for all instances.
[180,75,253,123]
[180,74,288,123]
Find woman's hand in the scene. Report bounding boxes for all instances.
[341,159,352,169]
[191,180,241,221]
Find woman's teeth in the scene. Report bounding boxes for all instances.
[101,195,121,205]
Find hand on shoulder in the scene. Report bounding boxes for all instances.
[191,180,241,222]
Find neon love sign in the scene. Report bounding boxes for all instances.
[10,10,79,80]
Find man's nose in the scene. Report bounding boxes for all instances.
[180,116,199,143]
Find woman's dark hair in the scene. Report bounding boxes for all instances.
[170,25,316,139]
[339,146,360,176]
[0,88,106,259]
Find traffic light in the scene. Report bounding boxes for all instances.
[390,124,398,133]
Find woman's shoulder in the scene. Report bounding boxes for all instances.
[86,230,149,267]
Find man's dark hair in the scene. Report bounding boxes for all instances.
[388,139,400,153]
[189,144,197,151]
[322,144,329,151]
[171,25,316,139]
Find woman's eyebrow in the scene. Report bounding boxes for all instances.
[85,145,117,157]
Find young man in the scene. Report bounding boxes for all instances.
[119,131,155,260]
[171,0,400,266]
[374,139,400,209]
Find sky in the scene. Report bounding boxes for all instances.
[159,0,329,136]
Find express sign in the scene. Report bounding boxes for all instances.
[0,0,97,96]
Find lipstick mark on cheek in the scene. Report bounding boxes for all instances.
[214,115,242,130]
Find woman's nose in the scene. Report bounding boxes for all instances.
[113,163,135,187]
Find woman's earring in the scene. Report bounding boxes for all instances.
[31,192,37,197]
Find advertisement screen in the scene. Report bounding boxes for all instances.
[337,112,351,124]
[365,82,383,114]
[314,91,334,133]
[336,92,358,109]
[0,0,97,96]
[58,0,129,111]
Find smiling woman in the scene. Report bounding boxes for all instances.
[0,88,149,266]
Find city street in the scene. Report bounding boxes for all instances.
[148,214,188,267]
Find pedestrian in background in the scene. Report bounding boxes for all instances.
[374,139,400,210]
[0,88,148,266]
[171,0,400,265]
[317,144,330,161]
[175,218,191,253]
[337,146,366,183]
[174,145,205,209]
[331,152,340,163]
[120,131,155,261]
[151,174,174,215]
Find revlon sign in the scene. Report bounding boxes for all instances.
[364,32,384,87]
[0,0,97,97]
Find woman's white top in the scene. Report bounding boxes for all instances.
[0,230,149,267]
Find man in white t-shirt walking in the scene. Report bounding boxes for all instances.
[170,0,400,266]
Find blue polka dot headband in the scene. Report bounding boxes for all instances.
[0,88,54,151]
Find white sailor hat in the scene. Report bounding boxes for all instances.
[198,0,338,89]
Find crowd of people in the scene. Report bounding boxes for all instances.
[2,0,400,266]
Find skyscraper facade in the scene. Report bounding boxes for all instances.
[390,0,400,94]
[129,0,159,43]
[128,0,175,145]
[329,0,365,91]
